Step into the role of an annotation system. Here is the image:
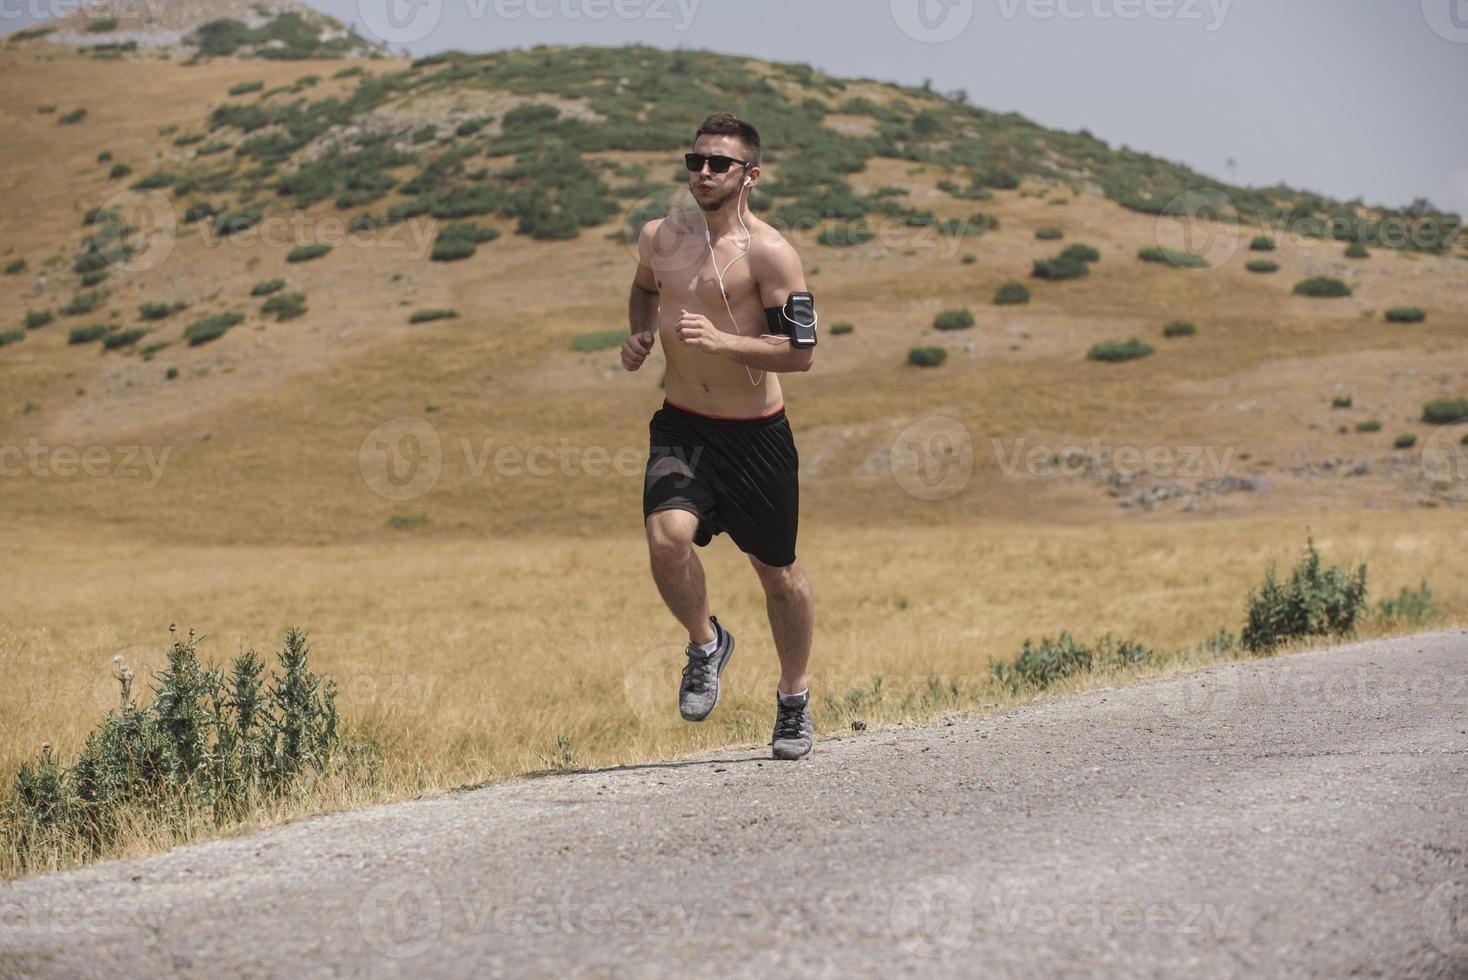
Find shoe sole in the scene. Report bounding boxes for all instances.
[772,738,813,760]
[680,626,734,722]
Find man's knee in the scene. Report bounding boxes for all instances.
[751,555,808,600]
[646,509,697,567]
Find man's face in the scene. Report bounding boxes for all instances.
[689,134,755,212]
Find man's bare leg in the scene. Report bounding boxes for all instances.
[749,556,814,694]
[646,509,717,645]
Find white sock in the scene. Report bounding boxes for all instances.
[778,688,808,703]
[694,635,718,655]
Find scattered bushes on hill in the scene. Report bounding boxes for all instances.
[570,330,627,352]
[1162,321,1196,338]
[108,163,132,180]
[908,346,947,367]
[991,633,1154,693]
[1035,227,1064,240]
[25,309,53,330]
[61,291,104,316]
[830,322,854,335]
[933,308,974,331]
[1032,254,1089,281]
[817,222,875,247]
[432,222,500,262]
[0,330,26,348]
[1087,337,1154,362]
[1293,276,1351,298]
[285,243,332,263]
[1384,307,1426,323]
[139,301,186,321]
[1331,395,1352,409]
[1241,536,1367,653]
[261,292,307,321]
[3,258,24,275]
[68,324,110,345]
[1344,242,1369,259]
[1393,433,1417,449]
[58,108,87,125]
[1059,243,1100,264]
[103,328,147,350]
[1245,260,1279,273]
[993,281,1030,305]
[81,270,109,287]
[1138,246,1209,269]
[1250,236,1276,251]
[409,309,458,324]
[251,278,286,296]
[1422,398,1468,424]
[184,312,244,346]
[228,80,265,96]
[1356,419,1382,432]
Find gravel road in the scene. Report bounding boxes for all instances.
[3,629,1466,979]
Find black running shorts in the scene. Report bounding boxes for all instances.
[642,399,800,567]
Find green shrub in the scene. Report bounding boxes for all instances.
[25,309,53,330]
[1137,246,1209,269]
[1241,536,1368,653]
[139,302,186,321]
[570,329,627,352]
[1059,243,1101,264]
[166,366,179,380]
[108,163,132,180]
[431,238,476,262]
[991,632,1153,692]
[993,281,1030,305]
[1344,242,1369,259]
[285,243,331,263]
[1374,581,1437,627]
[130,171,175,190]
[409,309,458,324]
[1162,321,1196,338]
[432,221,500,261]
[228,80,265,96]
[103,328,146,350]
[817,222,875,247]
[1384,307,1426,323]
[1250,236,1276,251]
[61,291,104,316]
[68,324,109,344]
[140,341,170,360]
[1355,419,1382,432]
[1035,227,1064,240]
[261,292,307,321]
[0,329,25,348]
[184,312,244,346]
[1032,254,1089,280]
[2,625,347,871]
[58,108,87,125]
[3,258,25,275]
[1245,260,1279,273]
[961,254,976,265]
[1393,433,1417,449]
[1087,337,1154,362]
[933,308,974,331]
[908,346,947,367]
[85,17,118,31]
[80,270,109,287]
[830,322,854,335]
[1422,398,1468,424]
[1331,395,1352,409]
[1293,276,1351,297]
[251,278,286,296]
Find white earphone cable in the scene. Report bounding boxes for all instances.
[700,175,762,387]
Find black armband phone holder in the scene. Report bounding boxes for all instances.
[764,291,818,348]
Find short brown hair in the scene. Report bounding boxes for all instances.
[695,112,760,166]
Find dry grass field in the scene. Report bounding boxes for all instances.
[1,40,1464,873]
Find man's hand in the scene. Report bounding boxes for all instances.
[676,310,728,355]
[621,329,655,372]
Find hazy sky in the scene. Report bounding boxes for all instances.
[13,0,1468,213]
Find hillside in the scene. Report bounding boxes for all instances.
[0,40,1464,549]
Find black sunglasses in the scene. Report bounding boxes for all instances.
[685,152,752,175]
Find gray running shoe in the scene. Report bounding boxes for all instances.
[772,689,814,760]
[679,616,734,722]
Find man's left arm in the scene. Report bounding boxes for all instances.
[724,238,815,374]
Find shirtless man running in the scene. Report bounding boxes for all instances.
[622,111,817,760]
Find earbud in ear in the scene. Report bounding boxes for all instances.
[743,176,752,187]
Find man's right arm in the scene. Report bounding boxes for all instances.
[623,221,661,372]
